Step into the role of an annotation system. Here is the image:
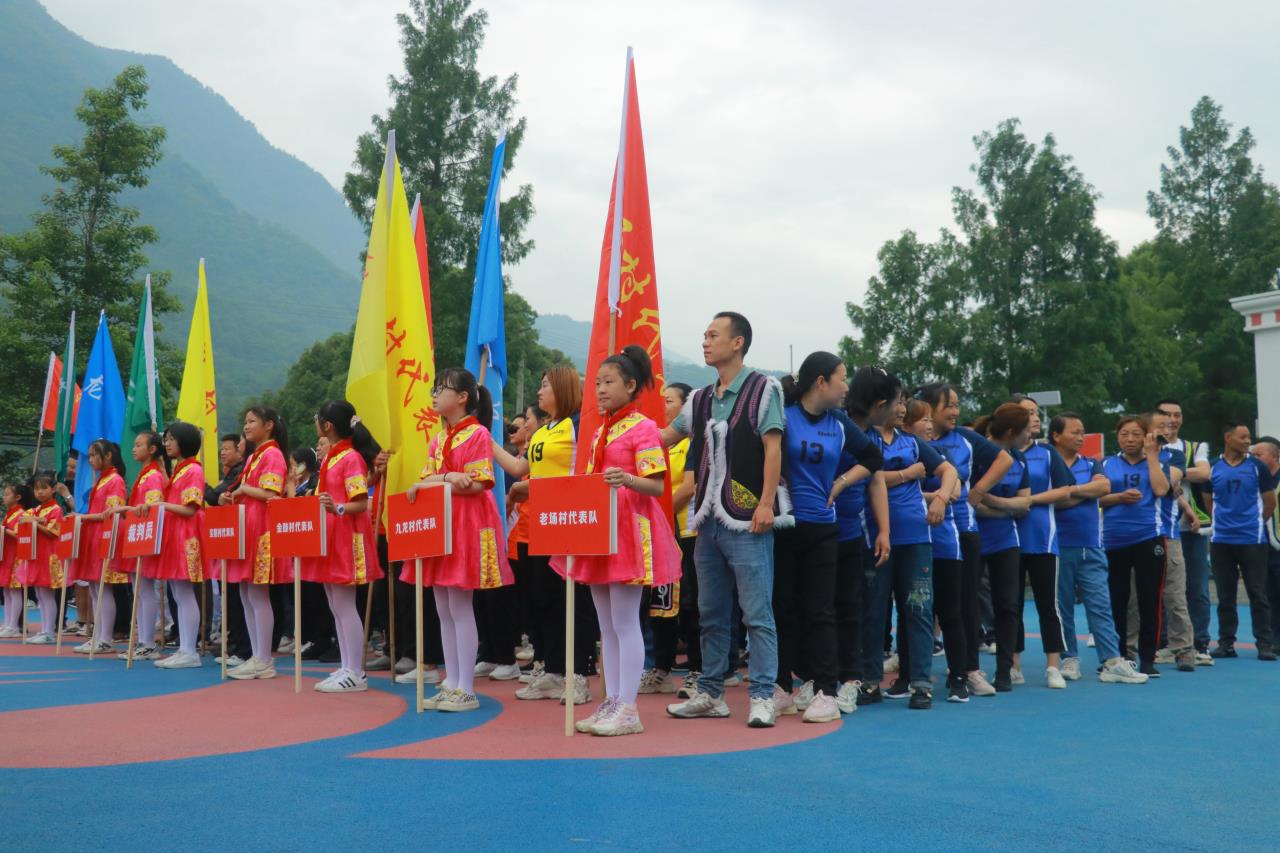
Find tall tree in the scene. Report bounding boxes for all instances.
[343,0,560,409]
[0,64,178,432]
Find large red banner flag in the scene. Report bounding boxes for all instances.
[576,48,667,481]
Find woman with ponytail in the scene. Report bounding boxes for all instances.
[407,368,513,712]
[302,401,385,692]
[71,440,128,655]
[559,345,680,736]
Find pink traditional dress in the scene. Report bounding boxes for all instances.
[555,408,681,587]
[0,505,24,589]
[299,439,384,585]
[128,462,169,578]
[399,416,512,590]
[221,440,290,584]
[22,501,65,589]
[144,458,207,582]
[74,468,128,584]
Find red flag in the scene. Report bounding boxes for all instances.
[576,49,667,485]
[40,352,61,432]
[410,193,434,345]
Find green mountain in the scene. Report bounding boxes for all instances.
[0,0,366,421]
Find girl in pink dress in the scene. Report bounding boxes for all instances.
[113,432,169,659]
[561,346,681,737]
[404,367,512,713]
[22,474,65,644]
[221,406,290,681]
[144,422,208,669]
[303,400,384,693]
[0,483,37,638]
[72,440,128,655]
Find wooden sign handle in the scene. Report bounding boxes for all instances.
[220,562,229,680]
[415,558,424,713]
[293,557,302,693]
[565,560,575,737]
[126,558,142,669]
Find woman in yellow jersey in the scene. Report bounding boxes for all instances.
[492,366,596,706]
[640,383,701,696]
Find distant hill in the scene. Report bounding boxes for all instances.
[0,0,367,420]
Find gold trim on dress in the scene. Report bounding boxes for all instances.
[479,528,501,589]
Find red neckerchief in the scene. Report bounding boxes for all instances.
[130,462,162,503]
[90,467,118,503]
[170,457,198,488]
[441,417,480,472]
[3,506,21,529]
[320,439,352,480]
[37,499,59,519]
[235,439,278,488]
[592,404,639,474]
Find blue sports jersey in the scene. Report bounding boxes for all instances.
[835,452,868,542]
[928,500,960,561]
[975,447,1030,556]
[1057,454,1105,548]
[1210,455,1278,545]
[1015,442,1074,555]
[1101,453,1169,549]
[930,426,1002,534]
[1158,447,1186,541]
[866,428,947,546]
[783,405,878,525]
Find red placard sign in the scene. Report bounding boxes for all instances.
[386,485,452,562]
[17,518,38,561]
[527,474,618,557]
[268,496,327,558]
[201,504,247,561]
[1082,433,1105,460]
[54,515,82,560]
[120,505,165,559]
[98,515,121,561]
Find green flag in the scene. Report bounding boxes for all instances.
[51,311,76,480]
[122,276,164,486]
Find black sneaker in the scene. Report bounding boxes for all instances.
[318,644,341,663]
[301,642,328,661]
[1210,643,1237,659]
[947,675,970,703]
[856,683,882,706]
[993,670,1012,692]
[908,687,932,709]
[884,677,910,699]
[1259,647,1277,661]
[1139,662,1161,678]
[932,640,945,657]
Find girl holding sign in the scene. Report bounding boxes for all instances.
[561,346,680,737]
[305,401,384,693]
[113,432,169,660]
[223,406,290,681]
[0,484,38,637]
[406,369,513,712]
[72,440,128,655]
[21,474,65,645]
[144,422,209,669]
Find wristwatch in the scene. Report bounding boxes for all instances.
[335,503,346,517]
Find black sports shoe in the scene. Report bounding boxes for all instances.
[1259,647,1277,661]
[908,687,932,710]
[856,683,883,706]
[1210,643,1237,659]
[993,670,1012,692]
[1139,662,1161,678]
[884,677,910,699]
[947,675,970,703]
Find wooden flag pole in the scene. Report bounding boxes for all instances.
[89,555,109,661]
[220,563,229,680]
[388,548,396,675]
[198,581,208,657]
[125,558,142,669]
[361,483,389,669]
[414,558,424,712]
[31,431,44,477]
[565,556,575,737]
[54,575,68,654]
[595,313,617,700]
[293,557,302,693]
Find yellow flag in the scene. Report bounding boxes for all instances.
[347,131,439,501]
[176,258,220,485]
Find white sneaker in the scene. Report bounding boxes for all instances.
[638,668,678,694]
[966,670,996,696]
[576,697,619,733]
[559,673,590,705]
[1045,666,1066,689]
[73,639,95,654]
[1099,657,1149,684]
[489,663,521,681]
[836,680,861,714]
[24,632,54,645]
[802,691,840,723]
[515,640,535,662]
[154,651,201,669]
[437,690,480,712]
[215,654,245,667]
[1060,658,1082,681]
[228,657,265,679]
[590,702,643,736]
[394,656,416,675]
[315,668,368,693]
[474,661,498,677]
[119,645,160,661]
[519,660,545,684]
[772,685,798,716]
[1195,651,1214,667]
[516,672,565,700]
[883,652,900,673]
[1010,668,1025,685]
[666,692,730,719]
[1086,634,1095,648]
[1154,647,1175,665]
[978,641,997,655]
[748,696,776,728]
[0,625,20,638]
[722,671,743,688]
[276,638,295,654]
[677,671,701,698]
[421,687,452,710]
[794,679,815,711]
[365,654,391,671]
[395,666,441,685]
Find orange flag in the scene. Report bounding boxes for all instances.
[576,48,667,483]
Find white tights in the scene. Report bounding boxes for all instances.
[170,580,199,656]
[3,588,22,630]
[90,583,116,644]
[238,582,274,663]
[323,583,365,676]
[37,587,57,635]
[135,576,159,648]
[590,583,645,706]
[434,587,477,694]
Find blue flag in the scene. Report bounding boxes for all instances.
[465,136,508,528]
[71,311,127,512]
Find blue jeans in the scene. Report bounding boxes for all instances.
[695,519,777,700]
[1058,546,1120,664]
[1182,533,1211,651]
[862,542,934,689]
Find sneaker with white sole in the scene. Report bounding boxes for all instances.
[794,679,815,711]
[591,702,643,736]
[516,672,564,700]
[1195,651,1214,667]
[515,640,535,662]
[437,690,480,712]
[978,641,997,655]
[315,669,368,693]
[559,673,590,705]
[474,661,498,677]
[228,657,266,679]
[748,696,777,728]
[677,671,701,698]
[1086,634,1095,648]
[802,691,840,723]
[772,685,798,716]
[24,632,54,645]
[576,697,619,733]
[1099,656,1148,684]
[1060,658,1082,681]
[73,639,95,654]
[421,687,453,710]
[638,668,678,694]
[1154,648,1175,665]
[0,625,20,638]
[966,670,996,697]
[947,675,970,703]
[214,654,245,667]
[666,692,730,719]
[395,666,442,685]
[1010,668,1025,685]
[722,672,743,688]
[365,654,391,672]
[120,645,160,661]
[394,656,416,675]
[835,680,861,714]
[519,660,545,684]
[489,663,522,681]
[277,638,295,654]
[883,652,899,673]
[154,651,202,669]
[1046,666,1066,689]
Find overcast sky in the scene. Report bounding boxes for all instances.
[40,0,1280,370]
